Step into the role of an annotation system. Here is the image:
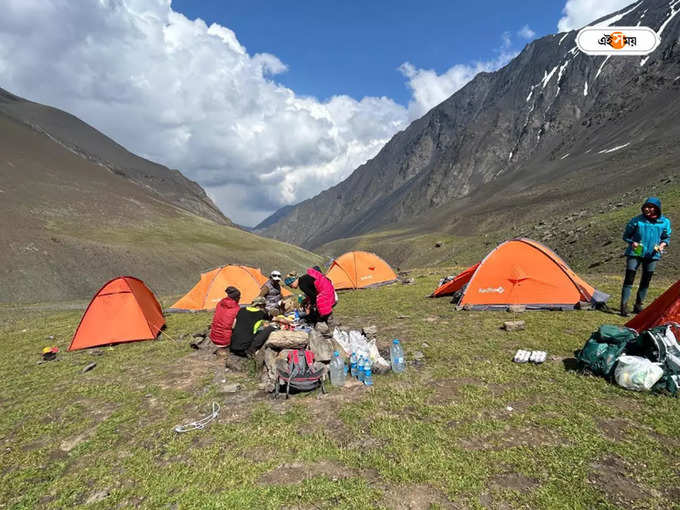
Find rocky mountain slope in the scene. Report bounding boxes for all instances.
[0,93,321,303]
[257,0,680,250]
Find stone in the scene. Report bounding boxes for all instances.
[220,383,241,394]
[308,329,334,362]
[86,490,109,504]
[265,330,308,350]
[314,322,331,337]
[82,362,96,373]
[413,351,425,361]
[576,301,593,311]
[362,325,378,338]
[401,278,415,284]
[422,342,430,348]
[397,314,410,319]
[507,305,526,313]
[434,242,443,247]
[503,320,526,332]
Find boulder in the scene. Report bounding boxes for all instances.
[265,329,308,350]
[507,305,526,313]
[503,320,526,332]
[314,321,331,337]
[308,329,334,362]
[362,325,378,338]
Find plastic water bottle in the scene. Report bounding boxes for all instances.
[350,352,358,378]
[358,356,365,382]
[330,351,346,387]
[294,309,300,321]
[364,358,373,386]
[390,339,405,373]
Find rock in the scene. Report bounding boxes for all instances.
[265,330,308,350]
[397,314,410,319]
[576,301,593,311]
[82,362,96,373]
[192,329,209,338]
[46,335,55,340]
[413,351,425,361]
[86,490,109,504]
[314,322,331,337]
[434,241,443,247]
[308,329,334,362]
[422,342,430,348]
[503,320,526,332]
[401,278,415,284]
[225,353,248,372]
[220,383,241,394]
[362,325,378,338]
[507,305,526,313]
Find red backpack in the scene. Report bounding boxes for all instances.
[275,349,326,399]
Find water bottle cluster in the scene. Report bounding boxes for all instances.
[329,339,406,388]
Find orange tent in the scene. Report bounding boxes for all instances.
[69,276,164,351]
[626,280,680,332]
[170,265,291,311]
[430,238,609,310]
[326,251,398,290]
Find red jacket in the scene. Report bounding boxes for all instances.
[307,268,336,316]
[210,297,240,346]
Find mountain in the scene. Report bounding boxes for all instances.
[257,0,680,252]
[0,89,322,303]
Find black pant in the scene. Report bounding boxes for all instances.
[230,325,277,357]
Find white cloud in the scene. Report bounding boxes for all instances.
[399,46,517,120]
[557,0,636,32]
[517,25,536,39]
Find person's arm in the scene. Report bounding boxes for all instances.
[623,217,638,246]
[659,219,671,250]
[259,284,268,298]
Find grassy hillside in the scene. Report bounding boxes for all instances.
[1,272,678,508]
[0,113,322,303]
[318,174,680,278]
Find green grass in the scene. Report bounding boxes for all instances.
[1,272,679,509]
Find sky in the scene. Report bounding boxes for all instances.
[0,0,637,226]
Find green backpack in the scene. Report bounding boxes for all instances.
[576,325,639,378]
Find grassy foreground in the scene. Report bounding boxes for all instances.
[1,272,679,509]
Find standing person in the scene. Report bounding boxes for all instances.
[229,297,278,357]
[259,270,284,315]
[209,286,241,347]
[620,197,671,316]
[285,267,337,326]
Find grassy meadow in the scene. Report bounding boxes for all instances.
[1,271,679,509]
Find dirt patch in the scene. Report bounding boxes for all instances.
[458,427,563,451]
[257,461,355,485]
[490,472,539,491]
[588,455,654,506]
[158,355,218,391]
[597,417,632,437]
[380,484,458,509]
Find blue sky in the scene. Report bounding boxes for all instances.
[173,0,566,106]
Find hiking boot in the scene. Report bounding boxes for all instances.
[633,302,644,314]
[620,302,629,317]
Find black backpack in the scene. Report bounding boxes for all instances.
[274,349,326,399]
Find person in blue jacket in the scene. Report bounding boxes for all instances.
[620,197,671,316]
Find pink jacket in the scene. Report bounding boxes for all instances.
[307,268,336,316]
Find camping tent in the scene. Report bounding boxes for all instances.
[326,251,398,290]
[626,280,680,332]
[430,238,609,310]
[69,276,164,351]
[170,265,291,311]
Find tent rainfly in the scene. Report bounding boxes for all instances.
[626,280,680,332]
[170,265,291,311]
[69,276,164,351]
[430,238,609,310]
[326,251,398,290]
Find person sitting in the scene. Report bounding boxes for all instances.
[229,297,279,357]
[284,267,337,327]
[259,270,285,315]
[209,286,241,347]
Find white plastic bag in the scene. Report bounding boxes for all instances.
[614,355,664,392]
[333,328,390,369]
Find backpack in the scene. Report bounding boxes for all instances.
[274,349,326,399]
[629,324,680,395]
[576,325,638,378]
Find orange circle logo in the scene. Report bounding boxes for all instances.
[609,32,626,49]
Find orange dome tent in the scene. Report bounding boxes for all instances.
[326,251,398,290]
[170,265,291,311]
[68,276,165,351]
[430,238,609,310]
[626,280,680,332]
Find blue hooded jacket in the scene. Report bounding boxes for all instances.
[622,197,672,260]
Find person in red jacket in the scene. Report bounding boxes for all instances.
[209,286,241,346]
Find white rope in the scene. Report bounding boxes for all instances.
[174,402,220,433]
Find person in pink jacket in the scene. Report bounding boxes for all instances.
[285,267,337,326]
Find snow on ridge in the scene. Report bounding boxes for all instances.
[640,56,650,66]
[560,153,570,160]
[657,0,680,38]
[584,81,589,96]
[541,66,559,89]
[598,142,630,154]
[595,56,610,80]
[592,2,643,28]
[508,151,513,161]
[558,33,569,45]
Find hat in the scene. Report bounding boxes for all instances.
[252,296,266,306]
[284,275,297,287]
[225,286,241,301]
[270,270,282,281]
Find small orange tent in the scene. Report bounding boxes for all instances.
[626,280,680,332]
[69,276,164,351]
[326,251,398,290]
[170,265,291,311]
[430,238,609,310]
